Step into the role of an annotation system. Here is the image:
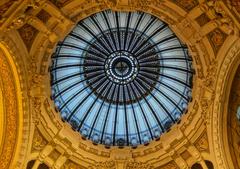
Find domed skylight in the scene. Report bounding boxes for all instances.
[50,10,194,147]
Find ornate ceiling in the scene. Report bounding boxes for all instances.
[0,0,239,169]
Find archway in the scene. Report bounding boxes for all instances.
[0,44,24,169]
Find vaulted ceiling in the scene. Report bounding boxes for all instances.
[0,0,240,169]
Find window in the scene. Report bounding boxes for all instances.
[51,10,194,147]
[237,106,240,121]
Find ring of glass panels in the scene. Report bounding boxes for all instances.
[50,10,194,147]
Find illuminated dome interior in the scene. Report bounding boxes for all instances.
[50,10,194,147]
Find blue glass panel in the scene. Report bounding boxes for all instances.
[50,10,194,147]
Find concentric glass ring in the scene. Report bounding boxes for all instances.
[50,10,194,147]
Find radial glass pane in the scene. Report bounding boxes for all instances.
[50,10,194,147]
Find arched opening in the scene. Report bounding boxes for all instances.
[191,163,203,169]
[237,106,240,121]
[0,44,24,169]
[26,160,35,169]
[205,160,214,169]
[38,163,49,169]
[227,65,240,168]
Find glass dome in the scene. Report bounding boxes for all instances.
[50,10,194,147]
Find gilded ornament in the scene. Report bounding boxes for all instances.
[32,128,48,151]
[0,48,18,169]
[194,132,209,152]
[126,161,153,169]
[203,60,218,89]
[170,0,198,12]
[0,1,17,18]
[95,160,116,169]
[18,23,39,51]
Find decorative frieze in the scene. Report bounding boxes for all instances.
[0,46,18,169]
[61,160,86,169]
[126,161,153,169]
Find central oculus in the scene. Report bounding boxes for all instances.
[51,10,194,147]
[105,51,138,84]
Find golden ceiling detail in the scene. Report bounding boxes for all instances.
[212,39,240,169]
[170,0,199,12]
[195,13,211,27]
[18,24,39,51]
[228,66,240,169]
[0,35,31,169]
[61,160,87,169]
[207,28,227,56]
[194,131,209,153]
[0,46,18,169]
[156,161,178,169]
[48,149,61,161]
[36,10,51,24]
[125,161,153,169]
[31,128,48,152]
[0,0,239,169]
[49,0,73,8]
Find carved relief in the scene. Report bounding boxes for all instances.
[212,40,240,169]
[0,1,238,169]
[228,66,240,168]
[18,24,39,51]
[126,161,153,169]
[95,160,116,169]
[0,1,16,19]
[0,48,18,169]
[7,14,26,30]
[207,29,227,56]
[49,0,74,8]
[44,98,63,130]
[31,97,42,124]
[230,0,240,13]
[225,0,240,21]
[203,60,218,90]
[158,161,179,169]
[195,13,210,27]
[181,150,192,160]
[62,160,89,169]
[132,0,152,10]
[32,128,48,151]
[203,1,235,34]
[188,46,204,79]
[194,131,209,152]
[49,149,61,161]
[170,0,198,12]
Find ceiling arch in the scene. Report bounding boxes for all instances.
[0,0,239,169]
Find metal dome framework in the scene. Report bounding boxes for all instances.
[50,10,194,147]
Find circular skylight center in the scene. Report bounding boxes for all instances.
[50,10,194,147]
[112,55,132,77]
[105,51,138,84]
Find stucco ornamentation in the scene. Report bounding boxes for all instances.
[0,46,18,169]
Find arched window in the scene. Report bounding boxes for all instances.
[205,160,214,169]
[191,163,203,169]
[237,106,240,121]
[26,160,35,169]
[38,163,49,169]
[50,9,194,147]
